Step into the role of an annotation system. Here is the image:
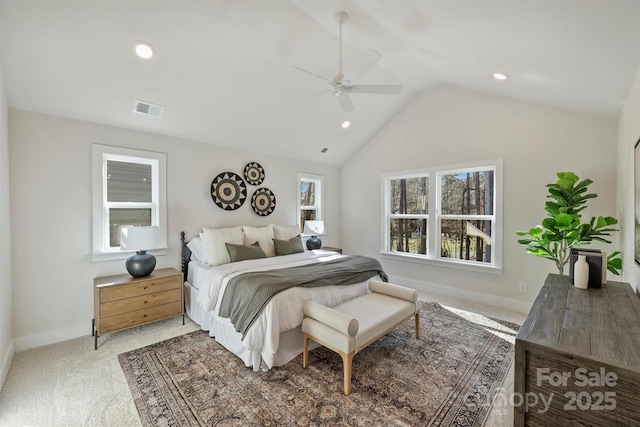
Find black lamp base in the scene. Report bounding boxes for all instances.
[306,236,322,250]
[126,250,156,278]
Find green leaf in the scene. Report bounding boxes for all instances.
[555,213,573,228]
[556,172,579,188]
[574,178,593,191]
[541,218,557,230]
[595,216,608,228]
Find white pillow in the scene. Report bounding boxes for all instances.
[272,224,301,240]
[243,225,275,257]
[202,227,243,266]
[186,234,206,261]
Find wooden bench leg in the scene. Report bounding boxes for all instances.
[303,333,310,368]
[415,313,420,339]
[340,351,355,395]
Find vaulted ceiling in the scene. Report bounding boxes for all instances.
[2,1,639,165]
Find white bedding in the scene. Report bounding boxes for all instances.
[188,250,374,370]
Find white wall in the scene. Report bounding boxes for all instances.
[0,6,15,390]
[340,85,619,310]
[8,109,341,350]
[617,65,640,291]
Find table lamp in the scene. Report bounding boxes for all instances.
[304,220,325,250]
[120,226,159,277]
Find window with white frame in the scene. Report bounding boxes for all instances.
[382,160,502,272]
[297,173,323,234]
[92,145,167,261]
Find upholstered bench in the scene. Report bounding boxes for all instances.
[301,280,420,395]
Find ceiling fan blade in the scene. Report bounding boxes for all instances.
[350,84,403,95]
[337,93,354,113]
[350,48,382,80]
[292,65,332,84]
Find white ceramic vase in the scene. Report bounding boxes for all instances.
[574,255,589,289]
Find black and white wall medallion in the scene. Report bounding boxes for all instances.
[251,187,276,216]
[243,162,265,186]
[211,172,247,210]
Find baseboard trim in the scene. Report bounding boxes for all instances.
[14,322,91,353]
[10,280,530,352]
[387,275,532,316]
[0,339,15,392]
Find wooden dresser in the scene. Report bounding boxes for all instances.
[93,268,184,349]
[514,274,640,426]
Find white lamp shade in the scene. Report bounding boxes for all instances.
[303,220,325,236]
[120,226,160,251]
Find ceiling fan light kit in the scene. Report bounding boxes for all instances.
[332,87,348,97]
[293,11,403,113]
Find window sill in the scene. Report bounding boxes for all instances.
[92,247,168,262]
[380,251,502,275]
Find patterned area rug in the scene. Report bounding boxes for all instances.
[119,302,518,426]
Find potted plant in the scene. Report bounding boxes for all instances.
[516,171,621,275]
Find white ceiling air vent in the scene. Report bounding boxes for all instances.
[133,100,164,118]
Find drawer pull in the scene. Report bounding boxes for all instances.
[144,314,148,318]
[143,286,149,290]
[144,301,148,304]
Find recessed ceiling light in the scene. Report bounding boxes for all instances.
[493,72,509,81]
[133,41,154,59]
[341,120,351,129]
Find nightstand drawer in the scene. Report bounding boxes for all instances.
[99,274,181,303]
[100,301,183,334]
[100,288,182,318]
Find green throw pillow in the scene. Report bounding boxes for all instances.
[225,242,267,263]
[273,235,305,256]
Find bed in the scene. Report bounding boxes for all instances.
[180,224,387,372]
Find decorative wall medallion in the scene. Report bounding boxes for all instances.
[243,162,265,186]
[211,172,247,210]
[251,187,276,216]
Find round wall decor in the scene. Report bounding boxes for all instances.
[251,187,276,216]
[243,162,265,186]
[211,172,247,210]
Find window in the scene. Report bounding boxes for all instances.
[297,173,323,234]
[382,160,502,273]
[92,145,167,261]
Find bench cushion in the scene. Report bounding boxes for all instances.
[335,293,416,352]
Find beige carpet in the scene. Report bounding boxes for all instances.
[119,302,519,427]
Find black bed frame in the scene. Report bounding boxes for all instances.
[180,231,192,283]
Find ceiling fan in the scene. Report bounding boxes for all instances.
[293,11,403,113]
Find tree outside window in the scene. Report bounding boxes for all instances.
[297,173,323,233]
[383,160,502,271]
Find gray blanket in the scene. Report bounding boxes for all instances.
[218,255,388,338]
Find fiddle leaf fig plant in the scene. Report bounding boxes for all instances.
[516,172,621,275]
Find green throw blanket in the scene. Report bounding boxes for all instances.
[218,255,388,338]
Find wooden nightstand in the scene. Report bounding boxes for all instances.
[321,246,342,254]
[93,267,184,349]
